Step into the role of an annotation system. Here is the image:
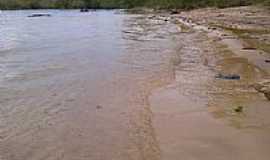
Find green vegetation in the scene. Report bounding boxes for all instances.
[0,0,269,9]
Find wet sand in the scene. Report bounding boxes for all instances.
[0,7,270,160]
[150,31,270,160]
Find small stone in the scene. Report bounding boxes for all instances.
[28,13,51,17]
[265,93,270,100]
[242,47,256,50]
[215,73,240,80]
[265,60,270,63]
[80,8,89,12]
[96,105,103,109]
[234,106,243,113]
[170,9,180,14]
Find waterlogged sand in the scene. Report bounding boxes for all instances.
[0,7,270,160]
[150,31,270,160]
[149,6,270,160]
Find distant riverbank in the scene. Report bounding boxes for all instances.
[0,0,269,10]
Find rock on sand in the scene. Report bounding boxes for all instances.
[254,80,270,100]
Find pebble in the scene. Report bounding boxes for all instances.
[242,47,256,50]
[234,106,243,113]
[96,105,103,109]
[215,73,241,80]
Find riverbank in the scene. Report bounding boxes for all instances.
[147,5,270,159]
[0,0,269,10]
[177,6,270,74]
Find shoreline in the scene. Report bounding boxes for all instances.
[147,6,270,159]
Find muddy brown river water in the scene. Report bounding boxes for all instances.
[0,10,270,160]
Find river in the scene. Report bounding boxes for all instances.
[0,10,180,160]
